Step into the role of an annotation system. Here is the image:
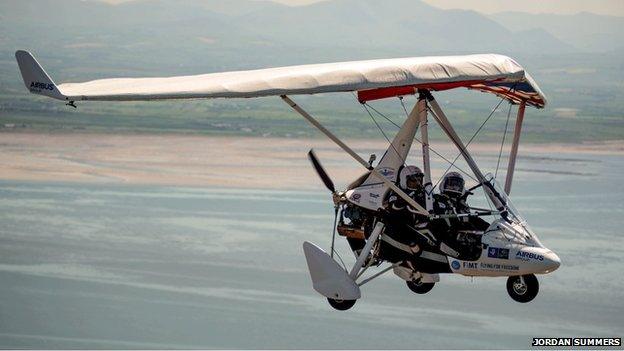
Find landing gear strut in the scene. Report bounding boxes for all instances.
[506,274,539,303]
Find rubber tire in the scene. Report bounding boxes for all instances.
[327,298,357,311]
[506,274,539,303]
[406,279,435,294]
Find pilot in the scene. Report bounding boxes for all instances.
[381,166,433,263]
[388,165,426,214]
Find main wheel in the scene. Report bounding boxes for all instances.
[327,298,357,311]
[406,279,435,294]
[506,274,539,303]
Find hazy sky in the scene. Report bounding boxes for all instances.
[269,0,624,16]
[102,0,624,16]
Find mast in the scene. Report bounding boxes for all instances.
[418,91,433,212]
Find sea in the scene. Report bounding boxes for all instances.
[0,151,622,349]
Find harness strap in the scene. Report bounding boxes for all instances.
[420,250,448,263]
[439,242,460,258]
[381,235,419,254]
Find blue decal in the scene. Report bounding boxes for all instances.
[30,82,54,91]
[451,260,460,270]
[379,167,395,178]
[488,247,509,259]
[499,248,510,259]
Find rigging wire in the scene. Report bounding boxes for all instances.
[424,84,518,211]
[495,103,513,179]
[365,97,478,182]
[362,103,403,165]
[362,98,477,182]
[426,96,507,213]
[351,91,407,169]
[366,103,402,129]
[430,95,507,191]
[399,96,410,119]
[430,83,519,190]
[353,88,515,211]
[333,247,348,271]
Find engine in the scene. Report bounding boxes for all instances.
[336,203,376,254]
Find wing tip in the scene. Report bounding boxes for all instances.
[15,50,66,101]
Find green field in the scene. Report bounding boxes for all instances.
[2,92,622,144]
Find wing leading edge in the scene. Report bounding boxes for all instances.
[15,51,546,108]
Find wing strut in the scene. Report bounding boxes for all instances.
[504,101,526,195]
[281,95,429,216]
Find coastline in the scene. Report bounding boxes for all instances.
[1,131,622,190]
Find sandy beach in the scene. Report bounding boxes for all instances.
[1,131,623,189]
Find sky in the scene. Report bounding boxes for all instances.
[269,0,624,16]
[100,0,624,16]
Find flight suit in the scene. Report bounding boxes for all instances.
[380,190,434,263]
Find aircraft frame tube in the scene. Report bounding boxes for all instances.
[357,263,397,286]
[504,101,526,195]
[349,221,384,279]
[281,95,369,166]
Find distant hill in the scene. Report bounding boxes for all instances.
[0,0,574,58]
[230,0,575,54]
[0,0,581,83]
[490,11,624,53]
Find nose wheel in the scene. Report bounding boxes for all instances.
[406,279,435,294]
[506,274,539,303]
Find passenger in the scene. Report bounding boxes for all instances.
[437,171,487,231]
[434,172,488,259]
[437,172,468,215]
[432,172,468,258]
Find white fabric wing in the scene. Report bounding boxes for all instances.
[16,51,546,107]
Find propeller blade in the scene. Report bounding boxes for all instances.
[307,149,336,193]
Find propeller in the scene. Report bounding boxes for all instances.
[307,149,336,194]
[308,149,341,259]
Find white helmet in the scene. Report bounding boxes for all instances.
[439,172,465,197]
[399,165,424,191]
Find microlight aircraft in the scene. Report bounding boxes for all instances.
[15,50,560,310]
